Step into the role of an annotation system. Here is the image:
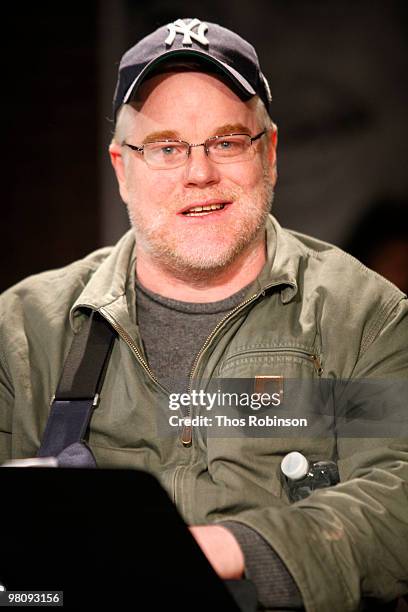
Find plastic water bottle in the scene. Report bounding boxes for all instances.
[280,451,340,502]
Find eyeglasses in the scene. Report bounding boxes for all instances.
[121,129,267,169]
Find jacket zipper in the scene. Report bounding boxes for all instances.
[99,307,167,393]
[181,291,263,447]
[100,286,302,501]
[172,465,182,504]
[101,287,313,450]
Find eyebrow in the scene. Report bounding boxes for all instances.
[210,123,252,137]
[141,123,252,144]
[142,130,181,143]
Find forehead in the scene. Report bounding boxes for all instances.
[127,71,259,137]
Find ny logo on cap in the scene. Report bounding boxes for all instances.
[165,19,209,47]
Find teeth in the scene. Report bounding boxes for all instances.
[185,203,225,214]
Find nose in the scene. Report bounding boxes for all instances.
[182,144,220,188]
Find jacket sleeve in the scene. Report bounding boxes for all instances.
[0,345,13,465]
[0,295,14,463]
[222,520,304,609]
[216,297,408,612]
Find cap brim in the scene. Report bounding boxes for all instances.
[122,48,256,106]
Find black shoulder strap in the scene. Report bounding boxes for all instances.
[37,311,117,457]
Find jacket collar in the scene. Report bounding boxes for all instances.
[255,215,300,303]
[69,230,137,331]
[69,215,301,331]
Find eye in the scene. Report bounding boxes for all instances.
[211,135,248,156]
[217,140,234,149]
[146,142,186,159]
[215,139,238,150]
[161,145,178,156]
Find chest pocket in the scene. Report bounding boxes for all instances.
[206,345,332,507]
[217,345,323,379]
[213,344,328,438]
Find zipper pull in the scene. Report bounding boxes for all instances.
[312,355,323,376]
[181,423,192,447]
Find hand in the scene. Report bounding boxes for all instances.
[189,525,245,580]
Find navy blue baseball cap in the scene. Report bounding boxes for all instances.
[113,18,272,121]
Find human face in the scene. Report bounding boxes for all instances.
[110,71,277,278]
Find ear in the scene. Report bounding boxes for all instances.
[109,141,129,203]
[266,123,278,184]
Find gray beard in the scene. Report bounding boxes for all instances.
[129,179,275,282]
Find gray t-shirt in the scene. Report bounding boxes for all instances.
[136,280,249,392]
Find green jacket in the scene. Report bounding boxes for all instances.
[1,215,407,611]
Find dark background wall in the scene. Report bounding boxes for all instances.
[2,2,100,292]
[2,0,408,293]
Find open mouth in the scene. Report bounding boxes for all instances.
[181,202,228,217]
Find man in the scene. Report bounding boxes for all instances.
[1,18,407,612]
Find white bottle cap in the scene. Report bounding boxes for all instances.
[281,451,309,480]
